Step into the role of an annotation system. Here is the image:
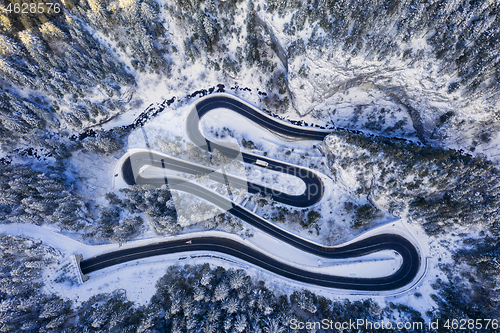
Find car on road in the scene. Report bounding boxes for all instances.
[256,159,269,167]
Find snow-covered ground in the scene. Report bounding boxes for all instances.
[5,0,482,314]
[0,218,429,308]
[0,88,437,309]
[68,92,431,302]
[1,0,498,327]
[0,83,443,316]
[86,0,500,166]
[120,95,379,246]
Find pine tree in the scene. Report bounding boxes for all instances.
[170,296,182,316]
[39,298,70,319]
[213,281,229,301]
[90,310,108,328]
[202,321,217,333]
[193,283,207,302]
[203,16,216,40]
[229,269,247,290]
[0,35,19,56]
[234,313,247,332]
[262,317,285,333]
[39,22,66,40]
[205,307,220,323]
[119,0,140,22]
[88,0,104,13]
[185,316,198,331]
[140,2,157,21]
[64,113,82,128]
[18,31,49,70]
[222,297,239,314]
[0,13,11,32]
[200,271,212,287]
[0,58,18,85]
[20,112,44,129]
[1,117,29,134]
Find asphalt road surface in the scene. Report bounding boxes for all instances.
[81,94,421,291]
[121,149,322,207]
[81,235,417,291]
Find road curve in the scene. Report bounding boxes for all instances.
[81,235,417,291]
[81,93,421,291]
[122,94,327,207]
[121,149,322,207]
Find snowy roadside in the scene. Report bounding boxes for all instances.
[0,218,428,306]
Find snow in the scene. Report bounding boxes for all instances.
[70,150,121,206]
[101,93,433,301]
[3,0,492,317]
[0,80,441,312]
[252,7,500,160]
[0,219,426,307]
[121,100,347,246]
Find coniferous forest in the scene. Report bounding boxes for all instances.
[0,0,499,332]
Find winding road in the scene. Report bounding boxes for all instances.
[80,94,421,291]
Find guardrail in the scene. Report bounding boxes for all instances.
[73,254,89,284]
